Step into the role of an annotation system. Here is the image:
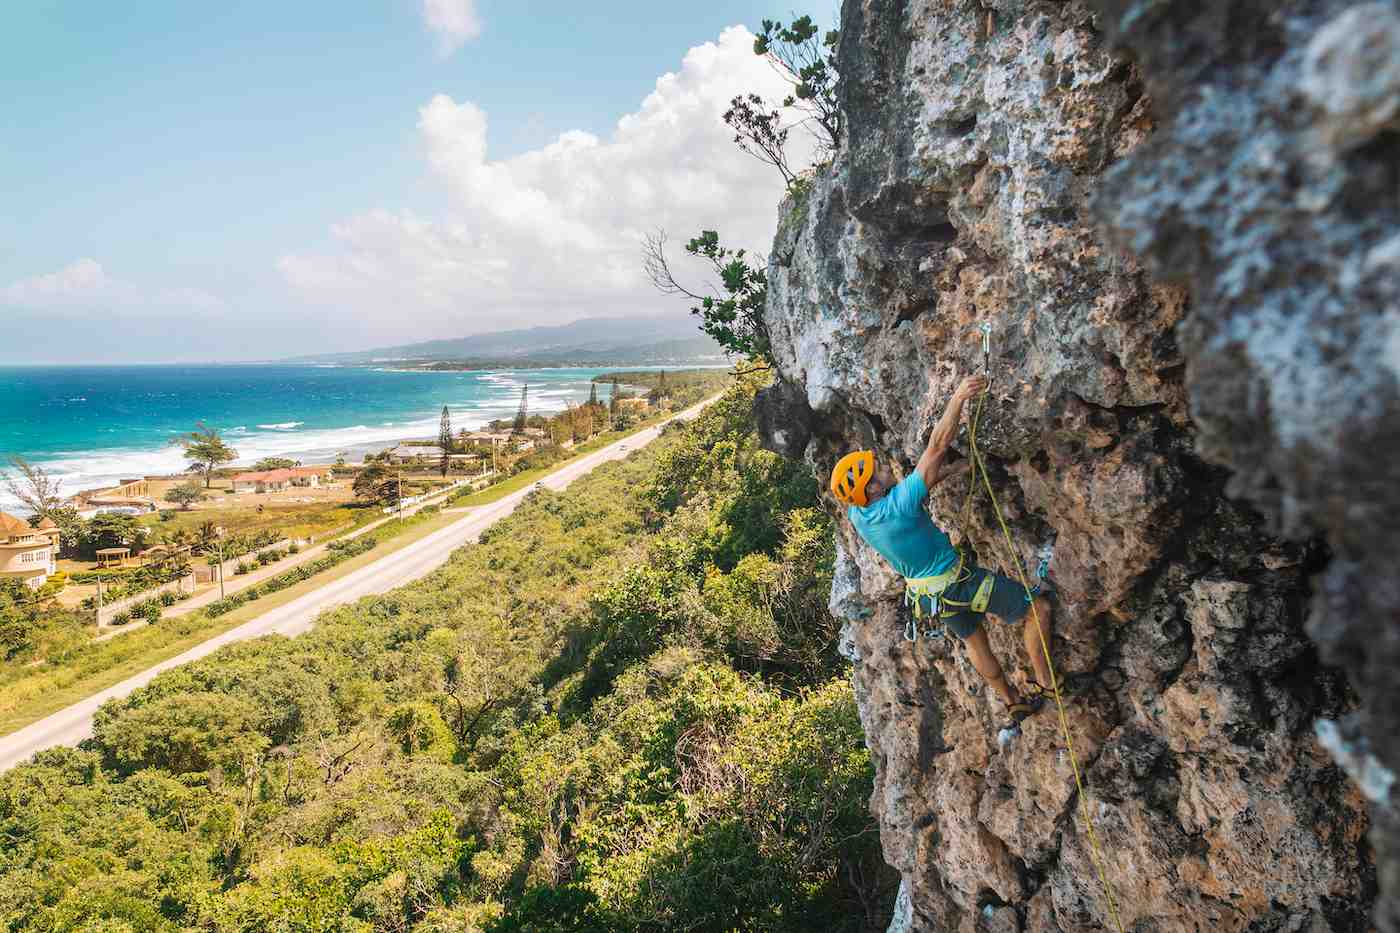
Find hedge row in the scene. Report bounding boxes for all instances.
[204,536,377,618]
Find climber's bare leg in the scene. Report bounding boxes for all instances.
[964,626,1020,706]
[1022,596,1054,688]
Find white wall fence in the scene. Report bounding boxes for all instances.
[381,475,491,514]
[96,574,196,626]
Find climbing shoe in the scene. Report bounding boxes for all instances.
[1024,672,1083,703]
[1005,695,1044,726]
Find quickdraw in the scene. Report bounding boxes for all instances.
[1025,541,1054,603]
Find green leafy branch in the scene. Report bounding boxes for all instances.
[642,229,771,370]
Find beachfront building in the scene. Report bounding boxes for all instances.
[0,512,59,589]
[388,444,446,464]
[231,467,332,494]
[387,446,485,470]
[462,431,512,450]
[70,478,157,519]
[616,397,651,412]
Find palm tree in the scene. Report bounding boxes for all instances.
[194,521,220,554]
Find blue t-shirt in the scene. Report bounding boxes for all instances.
[848,472,959,579]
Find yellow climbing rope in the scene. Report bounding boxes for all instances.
[962,384,1127,933]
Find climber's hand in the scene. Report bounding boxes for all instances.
[954,374,989,402]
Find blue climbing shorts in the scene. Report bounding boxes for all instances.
[910,565,1033,639]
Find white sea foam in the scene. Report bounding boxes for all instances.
[256,421,304,430]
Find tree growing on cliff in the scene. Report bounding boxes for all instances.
[753,16,841,153]
[725,93,798,188]
[722,17,840,195]
[643,228,771,368]
[175,423,238,489]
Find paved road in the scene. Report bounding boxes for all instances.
[0,399,712,771]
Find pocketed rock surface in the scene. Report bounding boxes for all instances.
[755,0,1388,928]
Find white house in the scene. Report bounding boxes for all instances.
[231,467,331,494]
[0,512,59,589]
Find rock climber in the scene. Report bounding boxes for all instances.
[830,373,1060,727]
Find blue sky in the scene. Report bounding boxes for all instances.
[1,2,828,363]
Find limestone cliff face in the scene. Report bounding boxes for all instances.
[757,1,1389,929]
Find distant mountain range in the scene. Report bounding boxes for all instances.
[289,315,727,366]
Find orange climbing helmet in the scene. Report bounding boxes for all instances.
[830,450,875,507]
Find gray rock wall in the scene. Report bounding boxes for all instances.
[759,0,1386,928]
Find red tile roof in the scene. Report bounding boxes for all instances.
[0,512,32,538]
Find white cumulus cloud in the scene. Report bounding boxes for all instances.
[3,258,108,301]
[422,0,482,56]
[3,258,223,312]
[281,26,813,336]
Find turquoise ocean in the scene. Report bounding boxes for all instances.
[0,364,648,513]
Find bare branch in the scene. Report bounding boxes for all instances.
[2,456,64,520]
[642,229,710,303]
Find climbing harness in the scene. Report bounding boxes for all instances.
[901,550,996,643]
[960,323,1128,933]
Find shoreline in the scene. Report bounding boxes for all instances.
[5,396,643,513]
[0,364,719,514]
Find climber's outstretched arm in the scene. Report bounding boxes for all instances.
[930,459,972,489]
[916,374,988,489]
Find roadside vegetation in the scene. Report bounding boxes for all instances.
[0,377,896,931]
[0,504,456,733]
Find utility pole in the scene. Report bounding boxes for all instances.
[95,575,103,623]
[215,528,227,600]
[397,471,404,521]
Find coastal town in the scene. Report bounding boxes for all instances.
[0,371,718,665]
